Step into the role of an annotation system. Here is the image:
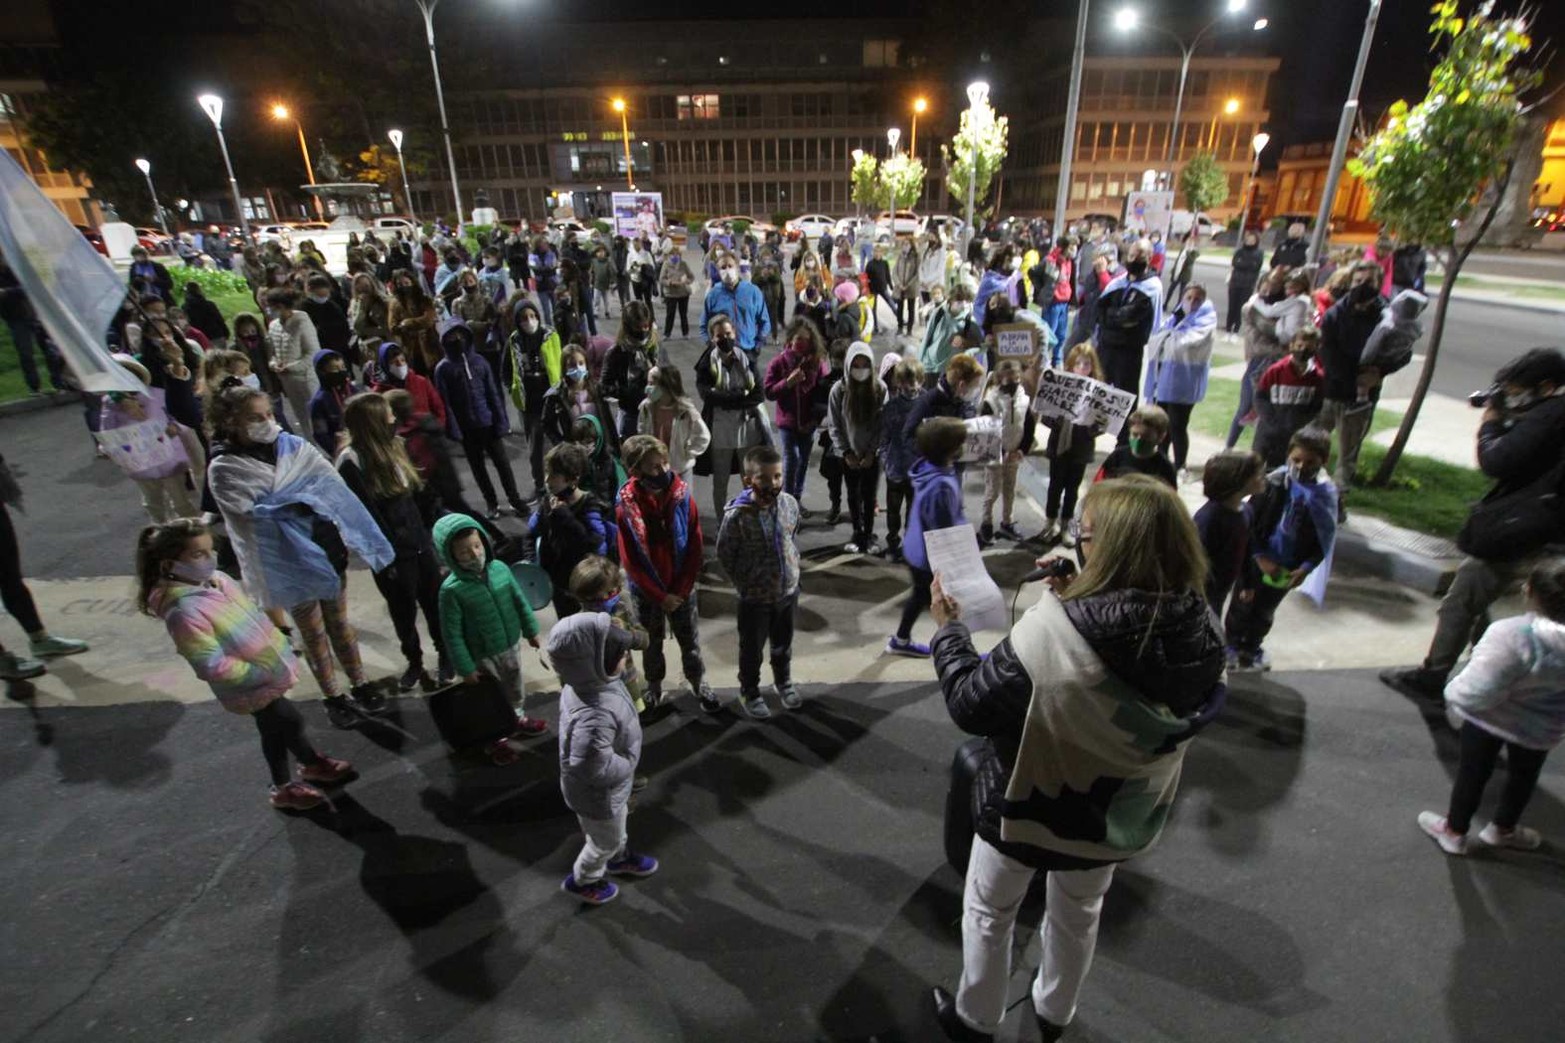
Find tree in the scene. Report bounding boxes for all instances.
[348,145,426,214]
[1177,152,1228,244]
[850,152,880,216]
[1349,1,1542,486]
[878,153,927,211]
[942,95,1008,222]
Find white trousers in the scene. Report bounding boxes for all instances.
[956,836,1117,1032]
[135,474,198,523]
[573,804,628,884]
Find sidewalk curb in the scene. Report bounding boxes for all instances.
[1020,457,1459,597]
[1190,256,1565,317]
[0,391,77,419]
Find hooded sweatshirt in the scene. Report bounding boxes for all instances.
[826,342,885,459]
[371,341,446,427]
[432,318,508,440]
[433,512,540,677]
[904,457,965,572]
[717,486,801,603]
[550,612,642,819]
[307,349,358,453]
[1446,613,1565,750]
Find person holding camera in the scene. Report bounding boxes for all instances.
[1383,347,1565,701]
[926,475,1228,1042]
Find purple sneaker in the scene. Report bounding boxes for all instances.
[885,636,931,658]
[606,851,660,878]
[561,874,619,905]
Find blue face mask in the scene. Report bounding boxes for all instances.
[601,592,621,614]
[643,469,673,490]
[566,366,587,383]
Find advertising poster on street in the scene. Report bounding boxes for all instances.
[1030,368,1137,437]
[1123,190,1174,238]
[612,191,665,240]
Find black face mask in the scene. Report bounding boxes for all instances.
[1350,282,1378,304]
[443,339,465,359]
[716,336,736,354]
[325,370,350,389]
[1126,259,1149,278]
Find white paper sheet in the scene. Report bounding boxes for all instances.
[960,415,1004,464]
[924,524,1008,633]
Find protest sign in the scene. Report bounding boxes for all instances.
[960,415,1004,464]
[94,417,187,477]
[1030,368,1137,437]
[993,322,1038,361]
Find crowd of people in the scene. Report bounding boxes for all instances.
[2,207,1561,1043]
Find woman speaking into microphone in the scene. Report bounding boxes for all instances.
[927,474,1228,1042]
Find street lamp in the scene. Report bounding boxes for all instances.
[1310,0,1381,264]
[270,103,325,220]
[910,97,928,155]
[134,158,171,238]
[387,128,417,224]
[887,127,901,154]
[1114,3,1267,168]
[196,93,250,243]
[611,97,634,190]
[1055,0,1092,240]
[1240,131,1270,231]
[1207,97,1241,150]
[962,81,989,254]
[411,0,464,229]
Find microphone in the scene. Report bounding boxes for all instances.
[1020,558,1077,584]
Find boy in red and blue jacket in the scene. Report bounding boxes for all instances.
[615,434,716,712]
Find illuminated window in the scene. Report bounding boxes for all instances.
[677,94,720,120]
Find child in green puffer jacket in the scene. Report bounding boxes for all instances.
[434,512,546,745]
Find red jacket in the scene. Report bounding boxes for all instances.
[1047,249,1075,304]
[616,473,702,602]
[373,370,447,428]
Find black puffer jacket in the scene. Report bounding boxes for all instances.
[933,587,1226,871]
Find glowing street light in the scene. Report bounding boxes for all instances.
[410,0,463,229]
[270,102,325,219]
[1224,97,1241,115]
[1114,3,1267,168]
[387,128,416,224]
[1240,131,1271,231]
[134,158,170,238]
[887,127,901,154]
[911,96,928,155]
[196,93,250,242]
[611,96,633,190]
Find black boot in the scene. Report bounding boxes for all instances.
[1037,1012,1066,1042]
[350,682,388,715]
[931,987,993,1042]
[1380,665,1446,700]
[322,695,360,729]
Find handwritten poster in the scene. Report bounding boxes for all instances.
[1030,368,1137,437]
[94,416,188,477]
[961,415,1004,464]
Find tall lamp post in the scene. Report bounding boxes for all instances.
[1055,0,1092,239]
[611,97,634,190]
[133,158,170,238]
[962,80,989,255]
[850,147,865,217]
[270,103,325,220]
[1114,0,1267,173]
[1240,131,1270,231]
[411,0,463,228]
[387,129,417,224]
[1310,0,1381,264]
[910,97,927,156]
[196,93,250,243]
[887,127,901,155]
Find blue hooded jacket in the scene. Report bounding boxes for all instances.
[306,349,357,453]
[904,456,965,573]
[700,279,772,350]
[432,317,508,440]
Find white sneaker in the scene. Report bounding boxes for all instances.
[1478,822,1542,850]
[1418,811,1468,855]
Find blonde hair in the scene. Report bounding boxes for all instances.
[342,392,422,500]
[1063,475,1208,602]
[1064,343,1103,381]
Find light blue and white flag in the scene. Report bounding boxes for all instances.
[0,148,140,393]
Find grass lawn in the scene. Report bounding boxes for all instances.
[1190,375,1489,538]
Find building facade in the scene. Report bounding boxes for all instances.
[0,38,100,229]
[1005,55,1280,224]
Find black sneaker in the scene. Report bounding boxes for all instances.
[978,523,994,546]
[1036,1012,1066,1042]
[322,695,360,729]
[932,986,993,1041]
[1380,665,1445,700]
[350,683,388,715]
[436,653,455,688]
[398,662,425,692]
[826,506,843,526]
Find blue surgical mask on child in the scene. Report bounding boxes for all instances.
[566,366,588,383]
[601,593,622,613]
[169,558,216,584]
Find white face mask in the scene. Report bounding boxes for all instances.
[246,419,281,445]
[389,363,409,381]
[1009,258,1022,272]
[850,368,871,382]
[719,268,739,287]
[521,318,539,333]
[238,372,261,391]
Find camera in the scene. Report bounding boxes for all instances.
[1469,384,1501,408]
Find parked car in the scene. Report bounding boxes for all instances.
[875,209,921,237]
[920,214,965,243]
[77,225,108,256]
[784,213,836,242]
[549,219,591,241]
[370,216,418,238]
[255,224,295,247]
[134,227,173,254]
[703,215,777,238]
[832,216,868,240]
[1168,211,1218,240]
